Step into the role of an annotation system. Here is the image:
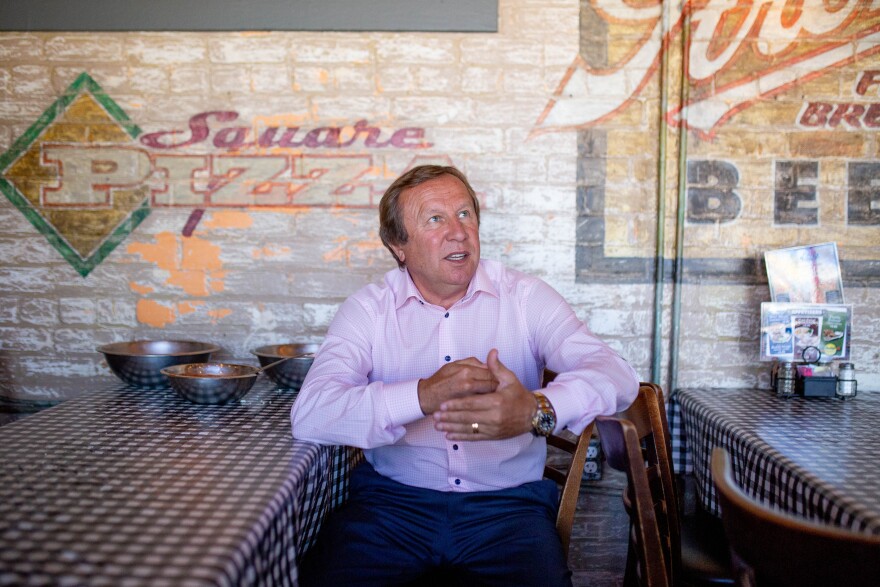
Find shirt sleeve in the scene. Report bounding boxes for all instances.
[289,294,425,448]
[524,279,639,435]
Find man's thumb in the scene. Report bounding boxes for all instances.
[487,349,510,381]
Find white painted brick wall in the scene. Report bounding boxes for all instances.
[0,0,877,405]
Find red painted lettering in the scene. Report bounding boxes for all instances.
[140,111,239,149]
[865,104,880,128]
[277,128,306,148]
[304,128,342,148]
[856,71,880,96]
[390,128,430,149]
[213,126,249,149]
[799,103,833,127]
[828,103,865,128]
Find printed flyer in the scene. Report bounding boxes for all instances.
[764,243,844,304]
[760,303,851,363]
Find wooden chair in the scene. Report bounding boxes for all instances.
[595,383,733,587]
[544,422,595,558]
[711,447,880,587]
[541,369,595,558]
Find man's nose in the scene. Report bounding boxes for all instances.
[446,217,468,240]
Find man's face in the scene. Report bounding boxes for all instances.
[391,174,480,308]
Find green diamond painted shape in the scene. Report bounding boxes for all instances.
[0,72,150,277]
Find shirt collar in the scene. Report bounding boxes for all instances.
[392,260,499,309]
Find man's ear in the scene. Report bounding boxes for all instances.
[391,245,405,265]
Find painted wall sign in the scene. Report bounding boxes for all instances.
[0,73,437,276]
[535,0,880,138]
[558,1,880,286]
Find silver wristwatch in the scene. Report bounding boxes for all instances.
[531,392,556,437]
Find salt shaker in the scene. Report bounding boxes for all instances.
[776,362,797,398]
[836,362,857,399]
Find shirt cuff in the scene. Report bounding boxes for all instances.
[541,386,592,435]
[382,379,425,426]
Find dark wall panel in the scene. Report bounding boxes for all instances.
[0,0,498,32]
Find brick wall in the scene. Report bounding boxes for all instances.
[1,0,879,407]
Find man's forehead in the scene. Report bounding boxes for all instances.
[402,176,473,212]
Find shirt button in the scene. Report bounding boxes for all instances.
[444,312,449,318]
[444,355,451,362]
[453,444,459,450]
[455,479,461,485]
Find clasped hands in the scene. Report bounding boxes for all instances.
[417,349,537,441]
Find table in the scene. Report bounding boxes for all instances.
[676,387,880,535]
[0,378,361,586]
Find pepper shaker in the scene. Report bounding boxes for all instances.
[836,362,857,399]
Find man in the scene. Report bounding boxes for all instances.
[291,165,638,586]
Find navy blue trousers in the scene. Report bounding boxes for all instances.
[299,462,572,587]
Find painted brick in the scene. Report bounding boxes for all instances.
[375,65,416,93]
[428,128,504,153]
[211,66,253,94]
[59,298,98,325]
[0,268,59,294]
[250,64,294,94]
[0,35,43,60]
[713,311,759,338]
[790,131,866,158]
[302,303,339,330]
[376,37,456,65]
[45,35,123,61]
[310,95,392,119]
[503,66,558,94]
[22,357,103,378]
[127,66,170,94]
[168,67,211,95]
[54,327,116,353]
[332,64,377,93]
[392,97,476,126]
[126,37,208,64]
[52,65,128,94]
[0,327,53,351]
[11,65,52,96]
[412,66,461,93]
[0,298,17,323]
[208,36,289,64]
[96,298,138,327]
[460,66,503,94]
[459,38,545,66]
[292,39,372,64]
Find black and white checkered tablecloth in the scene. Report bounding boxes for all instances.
[0,378,362,586]
[673,387,880,535]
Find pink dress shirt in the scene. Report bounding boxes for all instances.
[290,259,638,492]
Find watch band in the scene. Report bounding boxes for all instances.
[531,391,556,437]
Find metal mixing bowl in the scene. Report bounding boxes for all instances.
[97,340,221,388]
[160,363,259,404]
[252,343,320,390]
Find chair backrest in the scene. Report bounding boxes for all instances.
[541,369,595,558]
[711,448,880,587]
[594,382,681,587]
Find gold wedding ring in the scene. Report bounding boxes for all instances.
[471,422,479,434]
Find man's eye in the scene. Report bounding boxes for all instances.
[428,215,441,223]
[458,210,470,218]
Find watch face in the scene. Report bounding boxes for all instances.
[535,411,555,435]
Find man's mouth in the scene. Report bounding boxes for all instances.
[445,253,468,261]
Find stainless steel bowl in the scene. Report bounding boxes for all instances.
[160,363,259,404]
[98,340,221,388]
[252,343,320,390]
